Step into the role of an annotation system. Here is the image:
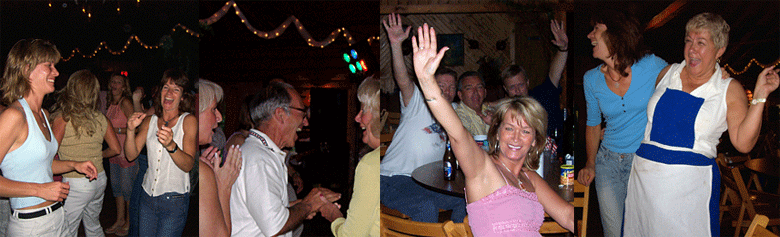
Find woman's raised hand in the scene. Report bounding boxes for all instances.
[755,65,780,99]
[214,145,242,189]
[412,24,449,83]
[127,112,146,132]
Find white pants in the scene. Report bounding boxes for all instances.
[63,171,107,237]
[0,198,10,236]
[8,202,66,237]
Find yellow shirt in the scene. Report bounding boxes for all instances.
[330,148,380,236]
[454,101,489,136]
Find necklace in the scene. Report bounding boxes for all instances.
[498,159,526,191]
[162,114,179,127]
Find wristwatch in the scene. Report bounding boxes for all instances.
[751,98,766,105]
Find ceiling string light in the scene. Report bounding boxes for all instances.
[62,23,199,61]
[199,0,376,48]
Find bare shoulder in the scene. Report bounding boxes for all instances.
[0,105,27,127]
[183,113,197,128]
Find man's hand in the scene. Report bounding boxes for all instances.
[383,13,411,45]
[550,19,568,51]
[319,200,343,222]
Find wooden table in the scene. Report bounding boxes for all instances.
[411,161,573,201]
[411,161,466,197]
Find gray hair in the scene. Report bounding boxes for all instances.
[250,81,295,127]
[197,79,223,112]
[686,12,730,49]
[357,76,381,136]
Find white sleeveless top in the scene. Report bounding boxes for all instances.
[142,113,190,196]
[643,61,730,158]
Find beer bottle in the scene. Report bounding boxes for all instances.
[443,141,455,181]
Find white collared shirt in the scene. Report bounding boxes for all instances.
[230,129,301,237]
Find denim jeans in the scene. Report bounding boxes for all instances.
[138,191,189,236]
[109,162,138,200]
[380,175,466,223]
[594,145,635,237]
[128,153,147,237]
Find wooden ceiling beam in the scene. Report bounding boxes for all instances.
[381,3,511,14]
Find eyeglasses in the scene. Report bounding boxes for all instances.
[289,106,309,118]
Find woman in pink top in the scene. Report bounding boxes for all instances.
[105,73,141,235]
[412,24,574,236]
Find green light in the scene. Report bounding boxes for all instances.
[349,64,356,73]
[356,61,363,71]
[343,53,350,63]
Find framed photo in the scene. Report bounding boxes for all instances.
[437,34,464,66]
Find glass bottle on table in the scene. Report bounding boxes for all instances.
[443,141,455,181]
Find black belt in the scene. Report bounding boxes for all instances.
[13,202,63,219]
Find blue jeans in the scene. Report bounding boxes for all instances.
[128,153,147,237]
[594,145,634,237]
[380,175,466,223]
[109,162,138,200]
[138,191,189,236]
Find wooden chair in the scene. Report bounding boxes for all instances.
[539,181,590,236]
[746,214,779,237]
[381,213,471,237]
[380,204,472,237]
[717,158,780,237]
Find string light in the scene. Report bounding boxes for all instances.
[199,0,377,48]
[723,58,780,76]
[61,24,199,61]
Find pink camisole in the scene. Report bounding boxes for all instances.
[106,103,134,167]
[465,168,544,236]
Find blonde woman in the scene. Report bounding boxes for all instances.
[50,69,122,236]
[0,39,97,236]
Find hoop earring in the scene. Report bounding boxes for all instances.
[717,58,721,64]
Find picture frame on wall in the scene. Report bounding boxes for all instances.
[437,34,464,66]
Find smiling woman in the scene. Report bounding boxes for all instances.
[0,39,98,236]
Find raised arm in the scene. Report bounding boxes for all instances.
[383,13,414,106]
[411,24,488,179]
[726,66,779,152]
[124,112,149,162]
[548,19,568,88]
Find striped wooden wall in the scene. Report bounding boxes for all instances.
[380,12,557,95]
[380,13,516,93]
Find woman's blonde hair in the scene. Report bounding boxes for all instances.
[486,97,547,170]
[51,69,101,138]
[357,76,381,137]
[106,73,132,106]
[1,39,61,105]
[686,12,730,49]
